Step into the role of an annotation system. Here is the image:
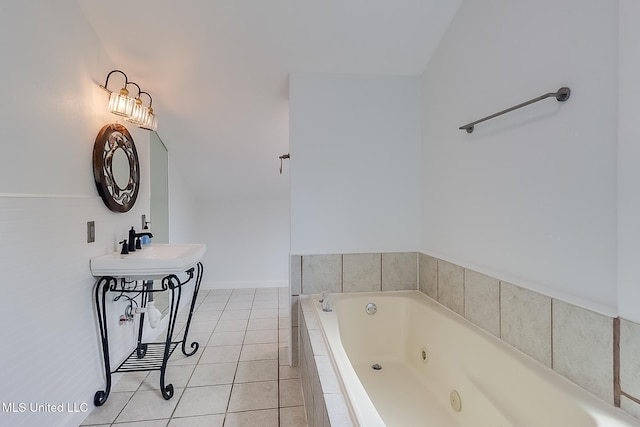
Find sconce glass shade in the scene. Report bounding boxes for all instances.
[126,98,149,126]
[140,110,158,131]
[108,88,134,117]
[100,70,158,131]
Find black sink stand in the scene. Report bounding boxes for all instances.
[93,262,203,406]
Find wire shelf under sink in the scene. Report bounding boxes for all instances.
[115,342,179,373]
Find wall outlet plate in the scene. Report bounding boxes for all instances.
[87,221,95,243]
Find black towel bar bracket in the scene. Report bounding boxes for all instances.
[459,87,571,133]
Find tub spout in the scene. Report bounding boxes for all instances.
[322,297,333,312]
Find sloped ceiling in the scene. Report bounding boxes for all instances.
[78,0,461,201]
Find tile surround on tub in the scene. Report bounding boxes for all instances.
[297,252,418,296]
[298,296,355,427]
[302,255,342,294]
[291,255,302,296]
[381,252,417,291]
[622,396,640,420]
[437,259,465,315]
[291,251,640,422]
[464,269,500,337]
[343,253,381,292]
[418,253,438,299]
[621,319,640,399]
[552,299,613,403]
[314,356,341,394]
[324,394,353,427]
[500,281,552,368]
[292,296,299,325]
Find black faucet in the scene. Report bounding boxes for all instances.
[126,226,155,252]
[127,226,137,252]
[134,231,154,249]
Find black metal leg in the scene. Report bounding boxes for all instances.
[181,262,203,356]
[159,281,180,400]
[136,289,148,359]
[94,277,116,406]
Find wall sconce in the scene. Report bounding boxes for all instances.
[99,70,158,131]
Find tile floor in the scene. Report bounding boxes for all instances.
[81,287,307,427]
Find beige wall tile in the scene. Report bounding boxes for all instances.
[291,326,299,366]
[291,255,302,296]
[291,296,299,327]
[621,319,640,398]
[418,253,438,299]
[552,300,613,403]
[343,253,382,292]
[621,396,640,422]
[382,252,417,291]
[302,255,342,294]
[500,282,552,367]
[464,269,500,337]
[437,260,464,315]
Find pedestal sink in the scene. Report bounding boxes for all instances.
[91,243,206,406]
[90,243,206,279]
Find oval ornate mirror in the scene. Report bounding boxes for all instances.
[93,123,140,212]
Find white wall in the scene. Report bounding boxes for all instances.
[167,162,278,292]
[290,72,421,255]
[0,2,162,426]
[197,197,290,288]
[618,0,640,323]
[421,0,619,315]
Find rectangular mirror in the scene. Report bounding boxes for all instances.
[150,131,170,316]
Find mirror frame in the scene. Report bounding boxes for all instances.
[92,123,140,213]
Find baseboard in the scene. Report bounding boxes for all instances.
[201,280,288,290]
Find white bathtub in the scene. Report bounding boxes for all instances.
[308,291,639,427]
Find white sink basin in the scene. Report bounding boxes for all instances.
[90,243,206,279]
